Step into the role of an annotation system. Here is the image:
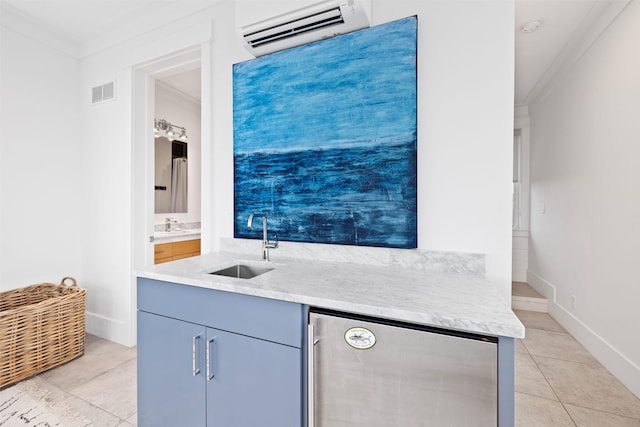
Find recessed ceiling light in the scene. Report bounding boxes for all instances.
[521,20,542,33]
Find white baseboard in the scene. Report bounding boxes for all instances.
[85,311,135,347]
[525,271,555,299]
[527,271,640,398]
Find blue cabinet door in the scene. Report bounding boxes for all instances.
[138,311,206,427]
[206,327,302,427]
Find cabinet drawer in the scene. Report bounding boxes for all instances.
[154,243,172,259]
[173,239,200,256]
[137,278,303,348]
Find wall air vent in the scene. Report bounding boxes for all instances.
[239,0,370,57]
[91,81,116,104]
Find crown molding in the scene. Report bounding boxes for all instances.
[1,1,223,59]
[526,0,631,110]
[155,80,201,106]
[0,3,80,58]
[77,1,223,58]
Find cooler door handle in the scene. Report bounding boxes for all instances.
[308,324,315,427]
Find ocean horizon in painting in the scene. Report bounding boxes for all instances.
[233,16,417,248]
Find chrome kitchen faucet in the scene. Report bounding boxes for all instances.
[247,214,278,261]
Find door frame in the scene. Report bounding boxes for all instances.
[131,43,211,344]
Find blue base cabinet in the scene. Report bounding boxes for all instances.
[137,278,304,427]
[206,327,302,426]
[138,311,206,426]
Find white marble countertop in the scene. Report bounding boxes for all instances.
[153,229,201,244]
[137,251,525,339]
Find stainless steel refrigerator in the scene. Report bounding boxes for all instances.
[308,309,498,426]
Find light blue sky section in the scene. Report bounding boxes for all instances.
[233,16,417,154]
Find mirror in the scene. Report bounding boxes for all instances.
[155,137,188,213]
[153,66,201,217]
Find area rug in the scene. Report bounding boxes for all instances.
[0,379,91,426]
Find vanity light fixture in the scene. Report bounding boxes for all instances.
[154,118,188,141]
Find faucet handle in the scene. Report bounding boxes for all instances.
[266,235,278,249]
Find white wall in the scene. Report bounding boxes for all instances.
[0,26,83,291]
[528,0,640,396]
[154,83,202,225]
[512,230,528,282]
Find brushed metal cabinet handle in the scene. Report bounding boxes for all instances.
[307,324,315,427]
[206,337,216,381]
[192,335,201,376]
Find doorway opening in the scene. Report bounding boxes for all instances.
[154,66,201,217]
[132,45,210,344]
[152,66,202,264]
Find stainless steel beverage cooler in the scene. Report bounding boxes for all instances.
[308,309,498,426]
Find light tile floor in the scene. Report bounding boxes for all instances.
[4,311,640,426]
[514,309,640,426]
[8,334,138,426]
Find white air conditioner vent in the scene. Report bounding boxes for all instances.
[239,0,370,57]
[91,81,115,104]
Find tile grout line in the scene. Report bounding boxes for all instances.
[34,373,133,426]
[558,401,579,427]
[520,324,602,367]
[528,349,640,422]
[521,329,579,426]
[63,352,137,425]
[528,351,566,405]
[559,400,640,422]
[66,390,134,426]
[533,356,578,427]
[69,369,137,423]
[527,352,602,367]
[517,313,640,423]
[66,363,136,398]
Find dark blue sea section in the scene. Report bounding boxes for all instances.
[234,136,417,248]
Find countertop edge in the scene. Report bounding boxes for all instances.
[153,232,201,244]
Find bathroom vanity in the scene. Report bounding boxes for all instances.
[136,250,524,427]
[153,238,201,264]
[152,227,201,264]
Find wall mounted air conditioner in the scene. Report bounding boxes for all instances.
[239,0,371,57]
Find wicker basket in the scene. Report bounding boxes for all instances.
[0,277,86,388]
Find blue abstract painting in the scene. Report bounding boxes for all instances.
[233,16,417,248]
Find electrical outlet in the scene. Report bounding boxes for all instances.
[540,203,546,214]
[571,295,576,309]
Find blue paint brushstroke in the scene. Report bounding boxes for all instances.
[233,16,417,248]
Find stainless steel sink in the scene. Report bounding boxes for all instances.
[209,264,273,279]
